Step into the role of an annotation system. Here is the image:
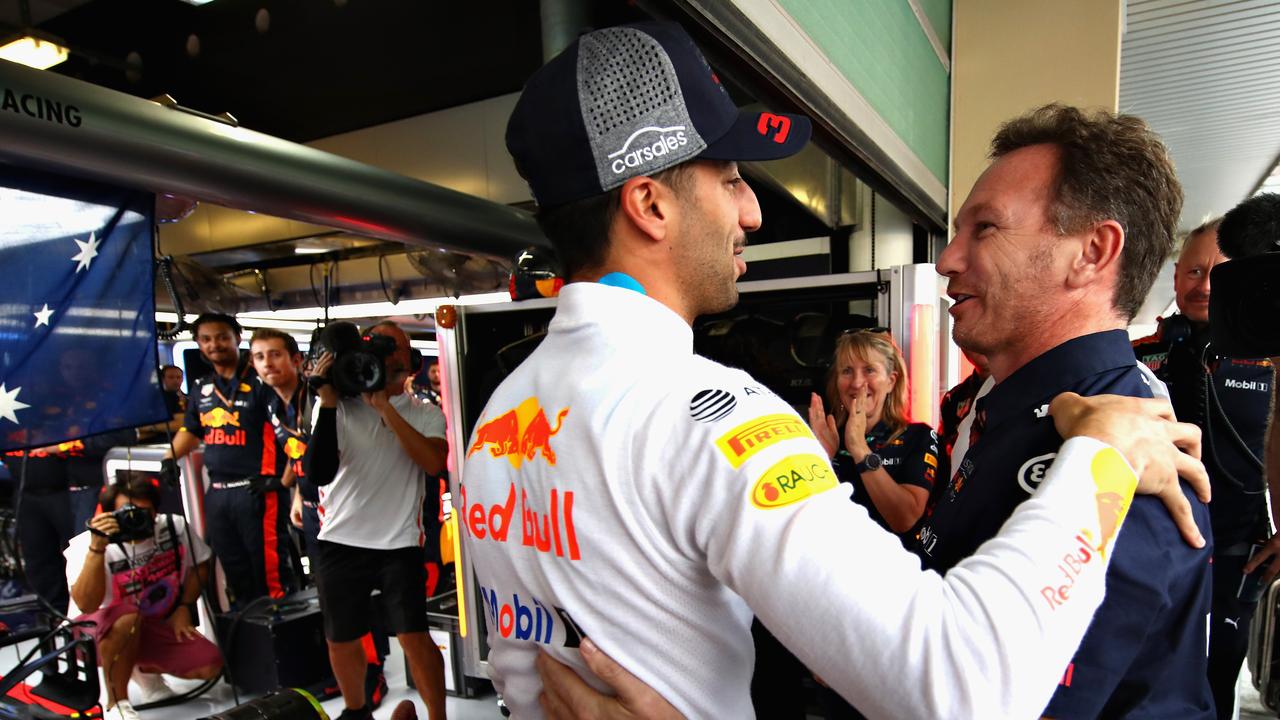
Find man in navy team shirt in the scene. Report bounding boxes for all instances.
[911,104,1213,718]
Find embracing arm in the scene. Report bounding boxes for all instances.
[536,393,1207,720]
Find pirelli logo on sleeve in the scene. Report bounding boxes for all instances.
[716,413,814,468]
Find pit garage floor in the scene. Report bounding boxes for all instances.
[2,636,1275,719]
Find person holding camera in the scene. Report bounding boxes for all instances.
[306,320,448,720]
[164,312,296,607]
[1132,218,1275,719]
[251,327,393,711]
[64,475,222,720]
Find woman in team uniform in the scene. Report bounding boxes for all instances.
[808,330,940,539]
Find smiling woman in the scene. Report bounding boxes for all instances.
[807,329,940,539]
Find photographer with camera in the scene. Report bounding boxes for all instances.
[164,313,296,607]
[1132,217,1273,718]
[64,475,222,720]
[306,320,448,720]
[251,327,393,711]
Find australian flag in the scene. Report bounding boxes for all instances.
[0,166,169,452]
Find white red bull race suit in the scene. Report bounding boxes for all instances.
[461,281,1142,719]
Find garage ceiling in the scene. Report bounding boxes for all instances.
[1120,0,1280,231]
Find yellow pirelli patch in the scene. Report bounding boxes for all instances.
[716,413,813,468]
[1090,447,1137,558]
[751,454,838,509]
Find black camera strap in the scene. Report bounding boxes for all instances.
[1199,343,1266,496]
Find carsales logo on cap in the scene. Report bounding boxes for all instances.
[608,125,689,175]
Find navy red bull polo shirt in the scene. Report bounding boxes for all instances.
[182,366,279,480]
[912,329,1214,718]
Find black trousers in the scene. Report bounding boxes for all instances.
[204,484,294,606]
[297,503,388,663]
[18,490,73,615]
[1208,549,1257,720]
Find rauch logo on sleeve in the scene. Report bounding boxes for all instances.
[750,454,838,509]
[716,414,813,468]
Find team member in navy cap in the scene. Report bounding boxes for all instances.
[466,21,1209,720]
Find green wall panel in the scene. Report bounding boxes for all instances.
[775,0,950,185]
[918,0,952,52]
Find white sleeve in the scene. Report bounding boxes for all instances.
[409,401,447,440]
[63,531,91,596]
[670,392,1135,720]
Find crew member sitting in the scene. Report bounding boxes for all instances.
[65,475,222,720]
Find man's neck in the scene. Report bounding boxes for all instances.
[274,378,300,403]
[213,362,238,380]
[988,317,1126,385]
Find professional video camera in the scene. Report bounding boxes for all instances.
[1209,193,1280,359]
[310,321,422,397]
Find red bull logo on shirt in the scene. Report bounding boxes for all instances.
[201,407,240,429]
[1090,447,1135,559]
[467,397,569,468]
[201,408,245,446]
[1040,446,1137,610]
[283,436,307,460]
[459,483,582,560]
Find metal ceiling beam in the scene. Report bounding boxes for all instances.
[0,58,548,259]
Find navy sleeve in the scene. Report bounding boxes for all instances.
[181,386,204,438]
[305,407,339,486]
[889,424,940,492]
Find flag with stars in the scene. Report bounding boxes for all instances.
[0,167,169,452]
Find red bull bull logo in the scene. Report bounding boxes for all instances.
[200,407,241,429]
[1089,447,1135,558]
[284,437,307,460]
[467,397,569,469]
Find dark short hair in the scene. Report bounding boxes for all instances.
[249,328,300,355]
[100,474,162,510]
[161,364,181,374]
[990,104,1183,320]
[191,312,242,339]
[534,162,697,278]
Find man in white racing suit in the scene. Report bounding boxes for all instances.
[463,21,1209,720]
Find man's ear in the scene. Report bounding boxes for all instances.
[1067,219,1125,290]
[617,175,678,243]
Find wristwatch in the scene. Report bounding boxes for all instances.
[854,452,883,474]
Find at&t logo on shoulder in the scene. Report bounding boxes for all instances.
[608,126,688,175]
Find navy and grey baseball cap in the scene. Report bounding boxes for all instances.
[506,21,812,207]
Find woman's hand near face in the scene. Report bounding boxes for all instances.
[808,393,840,458]
[844,391,872,461]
